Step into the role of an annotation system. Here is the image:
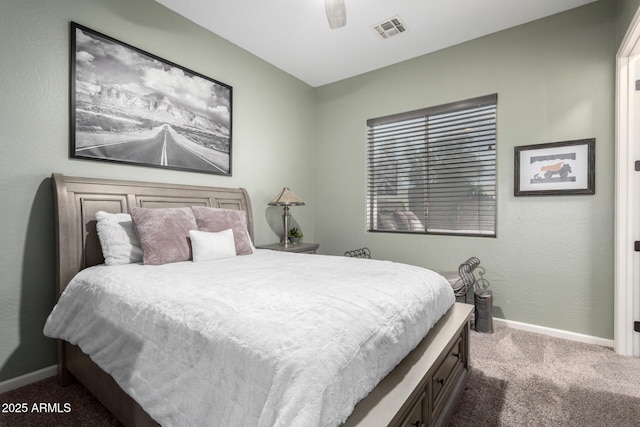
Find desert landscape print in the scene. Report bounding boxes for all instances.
[71,23,232,175]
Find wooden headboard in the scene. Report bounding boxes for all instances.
[51,173,254,297]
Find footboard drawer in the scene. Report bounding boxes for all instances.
[432,337,463,401]
[431,336,465,422]
[400,392,427,427]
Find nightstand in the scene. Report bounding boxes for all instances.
[256,242,319,254]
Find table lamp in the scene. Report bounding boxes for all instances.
[268,187,305,246]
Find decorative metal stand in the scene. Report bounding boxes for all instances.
[456,257,481,303]
[344,247,371,258]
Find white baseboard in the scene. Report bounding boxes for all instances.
[0,365,57,394]
[493,317,614,348]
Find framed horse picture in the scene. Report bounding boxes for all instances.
[514,138,595,196]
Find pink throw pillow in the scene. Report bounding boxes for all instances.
[191,206,253,255]
[130,207,198,265]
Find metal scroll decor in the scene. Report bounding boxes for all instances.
[514,138,595,196]
[70,22,232,175]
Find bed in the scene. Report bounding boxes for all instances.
[45,173,472,427]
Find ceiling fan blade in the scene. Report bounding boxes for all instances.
[324,0,346,29]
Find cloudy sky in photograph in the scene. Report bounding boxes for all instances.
[74,27,230,126]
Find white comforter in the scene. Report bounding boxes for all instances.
[44,250,454,427]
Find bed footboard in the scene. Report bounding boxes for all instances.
[343,302,472,427]
[61,341,160,427]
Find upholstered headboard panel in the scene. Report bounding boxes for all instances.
[51,173,254,296]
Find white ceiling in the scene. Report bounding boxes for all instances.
[153,0,597,87]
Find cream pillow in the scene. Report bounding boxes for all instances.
[95,211,143,265]
[189,229,237,262]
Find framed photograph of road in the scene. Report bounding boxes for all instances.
[70,22,232,175]
[514,139,595,196]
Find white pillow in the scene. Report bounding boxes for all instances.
[95,211,144,266]
[189,229,237,262]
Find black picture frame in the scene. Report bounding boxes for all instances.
[70,22,232,176]
[514,138,595,196]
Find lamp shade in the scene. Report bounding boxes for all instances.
[268,187,305,206]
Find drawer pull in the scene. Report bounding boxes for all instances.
[452,352,461,359]
[412,421,425,427]
[436,378,445,386]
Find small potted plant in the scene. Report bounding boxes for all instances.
[287,227,303,244]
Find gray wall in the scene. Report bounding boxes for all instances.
[314,0,617,339]
[0,0,315,382]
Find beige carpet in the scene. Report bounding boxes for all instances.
[2,325,640,426]
[450,325,640,426]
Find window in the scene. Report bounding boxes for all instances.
[367,94,497,237]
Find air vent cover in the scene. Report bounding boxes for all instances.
[373,16,407,39]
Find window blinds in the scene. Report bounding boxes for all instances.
[367,94,497,237]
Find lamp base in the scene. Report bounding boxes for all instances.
[280,238,291,247]
[280,206,292,247]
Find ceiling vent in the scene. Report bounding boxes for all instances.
[373,16,407,39]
